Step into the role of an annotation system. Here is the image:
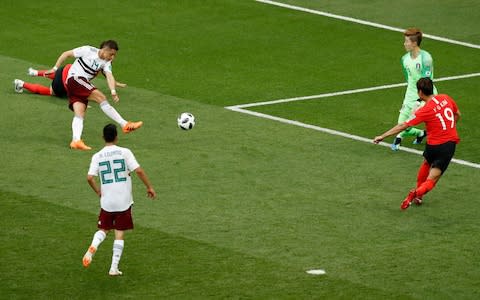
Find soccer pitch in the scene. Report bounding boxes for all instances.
[1,0,480,299]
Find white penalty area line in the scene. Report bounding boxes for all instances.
[225,72,480,169]
[225,106,480,169]
[228,72,480,109]
[238,1,480,169]
[255,0,480,50]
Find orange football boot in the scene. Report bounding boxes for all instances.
[122,121,143,133]
[82,246,97,268]
[70,140,92,150]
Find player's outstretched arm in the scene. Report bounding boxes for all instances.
[98,70,127,88]
[46,50,75,75]
[105,72,120,102]
[134,167,156,199]
[374,123,409,144]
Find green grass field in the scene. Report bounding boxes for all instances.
[1,0,480,299]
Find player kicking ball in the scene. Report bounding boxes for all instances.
[46,40,142,150]
[374,78,460,210]
[83,124,156,275]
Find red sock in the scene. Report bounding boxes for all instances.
[36,70,55,80]
[416,161,430,188]
[23,83,51,95]
[416,179,436,198]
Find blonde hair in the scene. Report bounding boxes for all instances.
[404,28,423,46]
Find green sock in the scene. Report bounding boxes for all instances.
[400,127,423,138]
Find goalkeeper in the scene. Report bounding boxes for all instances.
[391,27,436,151]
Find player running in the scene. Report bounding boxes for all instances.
[83,123,156,276]
[391,28,436,151]
[45,40,142,150]
[374,77,460,210]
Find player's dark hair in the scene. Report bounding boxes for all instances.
[404,28,422,46]
[100,40,119,51]
[103,123,118,143]
[417,77,434,96]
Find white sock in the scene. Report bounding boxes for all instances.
[110,240,124,271]
[100,101,127,127]
[91,230,107,249]
[72,115,84,141]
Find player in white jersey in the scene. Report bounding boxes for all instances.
[46,40,143,150]
[391,28,436,151]
[83,124,156,275]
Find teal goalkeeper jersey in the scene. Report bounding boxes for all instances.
[401,49,436,110]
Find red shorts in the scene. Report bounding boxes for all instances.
[97,206,134,231]
[66,76,97,111]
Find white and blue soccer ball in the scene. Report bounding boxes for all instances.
[177,112,195,130]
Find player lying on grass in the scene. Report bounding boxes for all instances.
[14,64,126,98]
[374,77,460,210]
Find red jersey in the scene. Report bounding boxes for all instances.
[405,94,460,145]
[62,64,72,90]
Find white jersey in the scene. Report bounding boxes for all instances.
[67,45,113,81]
[88,145,140,212]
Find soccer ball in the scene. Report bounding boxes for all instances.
[177,112,195,130]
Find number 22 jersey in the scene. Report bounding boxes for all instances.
[88,145,140,212]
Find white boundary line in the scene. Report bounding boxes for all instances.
[224,1,480,169]
[225,74,480,169]
[228,72,480,109]
[255,0,480,50]
[225,106,480,169]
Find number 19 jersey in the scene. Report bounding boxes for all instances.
[88,145,140,212]
[406,94,460,145]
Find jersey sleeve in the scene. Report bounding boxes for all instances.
[421,51,433,78]
[102,61,113,73]
[124,149,140,172]
[72,46,93,58]
[405,106,428,127]
[405,117,420,127]
[88,154,99,176]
